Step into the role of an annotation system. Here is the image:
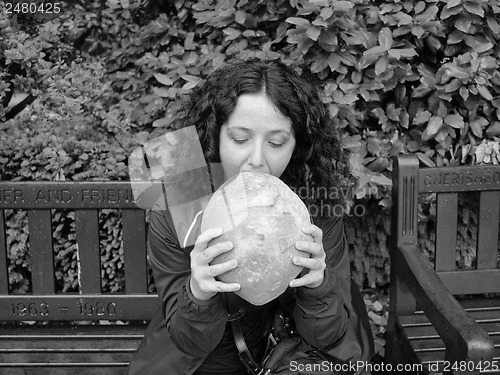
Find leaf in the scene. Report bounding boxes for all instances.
[417,152,436,167]
[444,78,462,93]
[464,36,494,53]
[445,65,470,80]
[459,86,469,101]
[153,87,171,98]
[223,27,241,41]
[320,7,334,19]
[306,27,322,41]
[414,1,426,14]
[235,10,246,25]
[454,17,472,33]
[477,85,493,100]
[487,17,500,34]
[328,53,341,71]
[463,2,484,17]
[318,30,337,45]
[152,117,172,127]
[441,4,462,20]
[332,1,355,11]
[387,48,417,59]
[422,116,443,140]
[475,143,486,163]
[444,114,465,128]
[378,27,393,51]
[411,25,425,39]
[447,30,465,44]
[413,110,432,125]
[486,122,500,137]
[469,120,483,138]
[154,73,173,86]
[374,56,389,76]
[446,0,462,8]
[358,53,379,70]
[180,74,201,83]
[286,17,310,25]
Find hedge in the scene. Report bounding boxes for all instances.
[1,0,500,292]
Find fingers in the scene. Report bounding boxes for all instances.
[194,227,223,250]
[292,255,325,270]
[289,271,323,289]
[294,240,322,258]
[300,223,323,244]
[207,259,238,277]
[290,223,326,289]
[190,227,240,300]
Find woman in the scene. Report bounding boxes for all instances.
[127,58,373,375]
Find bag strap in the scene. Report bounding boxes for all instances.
[226,293,268,375]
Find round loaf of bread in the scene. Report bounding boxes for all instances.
[200,172,312,305]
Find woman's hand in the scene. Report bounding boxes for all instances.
[289,223,326,289]
[190,227,241,301]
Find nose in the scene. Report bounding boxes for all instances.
[248,142,264,168]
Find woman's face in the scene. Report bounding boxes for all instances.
[219,92,296,181]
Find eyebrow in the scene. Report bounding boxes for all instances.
[226,126,291,135]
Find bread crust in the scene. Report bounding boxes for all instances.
[201,172,312,305]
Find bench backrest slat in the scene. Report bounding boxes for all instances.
[0,210,8,294]
[435,193,458,272]
[478,191,500,270]
[28,209,55,294]
[75,209,101,294]
[122,210,148,294]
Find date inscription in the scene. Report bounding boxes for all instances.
[10,301,117,318]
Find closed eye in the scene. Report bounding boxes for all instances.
[232,138,248,144]
[268,142,284,148]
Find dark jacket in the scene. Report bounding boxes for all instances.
[127,197,366,375]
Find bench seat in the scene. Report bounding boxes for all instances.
[396,297,500,374]
[0,323,147,374]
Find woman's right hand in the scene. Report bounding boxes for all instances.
[189,227,240,301]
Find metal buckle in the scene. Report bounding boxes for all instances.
[227,306,245,321]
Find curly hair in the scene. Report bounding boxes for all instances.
[171,58,354,217]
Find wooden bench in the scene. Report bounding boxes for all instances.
[386,155,500,374]
[0,181,158,375]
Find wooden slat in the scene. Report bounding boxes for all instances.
[0,368,128,375]
[0,324,147,337]
[435,193,458,272]
[0,209,8,294]
[0,325,146,374]
[75,210,101,294]
[403,323,500,339]
[477,191,500,270]
[0,294,158,321]
[0,181,139,209]
[122,209,148,294]
[459,296,500,310]
[437,270,500,295]
[400,305,500,327]
[419,164,500,193]
[414,346,500,364]
[0,351,133,364]
[27,209,55,294]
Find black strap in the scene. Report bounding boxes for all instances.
[226,293,267,375]
[226,293,367,375]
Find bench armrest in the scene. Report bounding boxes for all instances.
[396,243,495,363]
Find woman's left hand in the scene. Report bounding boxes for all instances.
[289,223,326,289]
